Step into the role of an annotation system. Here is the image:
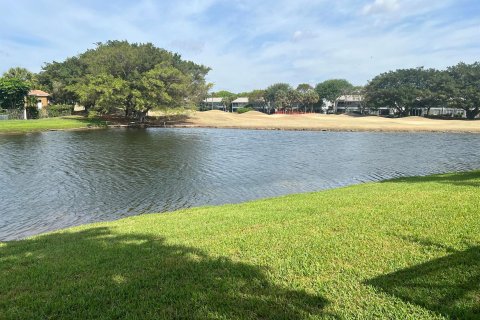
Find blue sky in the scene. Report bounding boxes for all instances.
[1,0,479,92]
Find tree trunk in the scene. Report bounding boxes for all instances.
[466,108,479,120]
[138,112,146,123]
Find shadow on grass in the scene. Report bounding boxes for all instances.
[65,116,109,127]
[147,114,192,126]
[0,227,330,319]
[382,171,480,188]
[366,246,480,319]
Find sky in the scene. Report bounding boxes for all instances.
[1,0,479,92]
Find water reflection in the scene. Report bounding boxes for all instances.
[1,128,479,240]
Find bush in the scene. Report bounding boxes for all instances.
[26,106,39,119]
[87,110,99,119]
[47,104,73,117]
[236,107,253,114]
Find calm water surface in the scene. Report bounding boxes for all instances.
[1,128,479,240]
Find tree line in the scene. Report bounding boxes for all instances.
[209,62,480,119]
[365,62,480,119]
[207,79,357,113]
[1,40,479,120]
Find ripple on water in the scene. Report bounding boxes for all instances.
[1,129,480,240]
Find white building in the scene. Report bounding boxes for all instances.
[202,97,226,111]
[334,95,364,114]
[231,97,249,112]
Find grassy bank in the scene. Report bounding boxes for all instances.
[1,171,479,319]
[0,116,107,134]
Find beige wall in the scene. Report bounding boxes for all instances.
[27,96,49,108]
[38,97,49,107]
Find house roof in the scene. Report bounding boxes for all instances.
[232,97,249,103]
[203,97,223,103]
[336,95,363,102]
[28,90,50,97]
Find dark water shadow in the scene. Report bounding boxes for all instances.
[381,170,480,188]
[366,245,480,319]
[0,227,331,319]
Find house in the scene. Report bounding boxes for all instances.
[28,90,50,109]
[334,95,364,114]
[231,97,249,112]
[202,97,226,111]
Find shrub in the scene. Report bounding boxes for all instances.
[47,104,73,117]
[26,106,39,119]
[236,107,253,114]
[87,110,99,119]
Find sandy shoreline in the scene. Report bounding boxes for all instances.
[164,110,480,133]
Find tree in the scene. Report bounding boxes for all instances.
[45,41,210,120]
[413,70,450,116]
[296,83,313,93]
[69,74,128,114]
[364,68,432,117]
[265,83,292,105]
[315,79,353,105]
[274,90,288,111]
[38,57,87,104]
[446,62,480,120]
[3,67,38,87]
[133,63,192,122]
[303,90,319,113]
[247,90,267,112]
[287,89,302,112]
[0,77,30,110]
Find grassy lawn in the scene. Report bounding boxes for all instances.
[0,116,107,134]
[1,171,479,319]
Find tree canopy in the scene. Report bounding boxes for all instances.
[364,65,478,118]
[264,83,292,105]
[315,79,353,104]
[0,77,30,109]
[446,62,480,119]
[38,40,211,120]
[3,67,38,88]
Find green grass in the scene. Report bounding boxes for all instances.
[0,116,107,134]
[1,171,479,319]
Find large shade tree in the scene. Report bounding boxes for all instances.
[38,57,87,104]
[265,83,292,106]
[446,62,480,120]
[315,79,353,105]
[39,41,211,121]
[365,68,436,117]
[134,62,192,122]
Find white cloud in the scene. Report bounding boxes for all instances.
[292,30,318,42]
[362,0,400,15]
[0,0,478,92]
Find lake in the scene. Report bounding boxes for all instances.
[1,128,479,241]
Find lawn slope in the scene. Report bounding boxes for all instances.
[0,117,106,134]
[1,171,479,319]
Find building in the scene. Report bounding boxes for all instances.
[231,97,249,112]
[28,90,50,109]
[202,97,226,111]
[334,95,364,114]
